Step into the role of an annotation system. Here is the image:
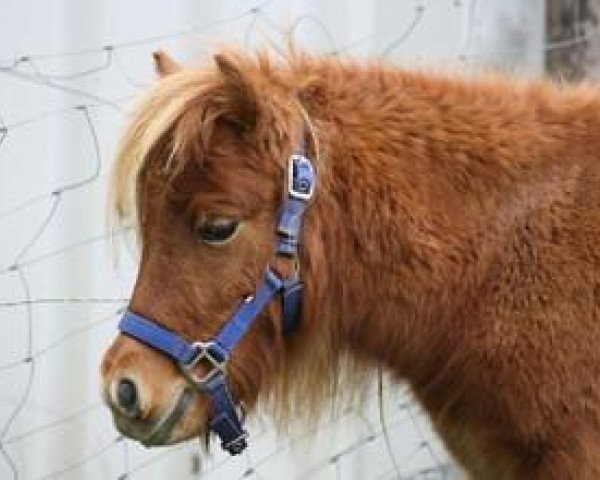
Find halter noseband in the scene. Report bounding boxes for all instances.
[117,147,315,455]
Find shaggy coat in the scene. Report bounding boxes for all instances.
[102,50,600,479]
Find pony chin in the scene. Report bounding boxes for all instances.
[162,396,207,444]
[151,398,209,446]
[112,388,211,447]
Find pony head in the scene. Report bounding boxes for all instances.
[100,50,344,449]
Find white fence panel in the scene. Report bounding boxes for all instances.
[0,1,545,479]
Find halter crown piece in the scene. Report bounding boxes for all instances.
[118,144,315,455]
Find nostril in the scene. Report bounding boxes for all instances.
[116,378,139,416]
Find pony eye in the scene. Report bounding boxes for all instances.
[196,217,241,245]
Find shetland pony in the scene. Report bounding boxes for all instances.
[101,49,600,479]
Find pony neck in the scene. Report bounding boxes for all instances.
[312,152,478,385]
[301,66,562,387]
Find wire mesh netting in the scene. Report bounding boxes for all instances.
[1,0,594,478]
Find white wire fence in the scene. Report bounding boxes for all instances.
[0,0,595,478]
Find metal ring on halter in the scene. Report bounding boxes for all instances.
[288,154,315,200]
[180,341,229,389]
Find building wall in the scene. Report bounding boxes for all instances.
[546,0,600,80]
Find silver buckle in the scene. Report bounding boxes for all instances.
[223,431,249,455]
[287,154,315,201]
[180,341,228,388]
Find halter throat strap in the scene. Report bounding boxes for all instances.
[118,149,315,455]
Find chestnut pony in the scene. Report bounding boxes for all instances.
[101,49,600,479]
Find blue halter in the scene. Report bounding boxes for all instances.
[118,150,315,455]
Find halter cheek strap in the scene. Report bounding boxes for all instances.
[118,150,315,455]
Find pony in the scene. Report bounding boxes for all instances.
[101,48,600,479]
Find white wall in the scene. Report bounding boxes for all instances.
[0,1,544,479]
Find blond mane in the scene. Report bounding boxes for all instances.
[111,50,320,230]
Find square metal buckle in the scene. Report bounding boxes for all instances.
[180,341,228,388]
[287,154,315,201]
[224,431,249,455]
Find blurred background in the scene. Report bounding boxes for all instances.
[0,1,598,479]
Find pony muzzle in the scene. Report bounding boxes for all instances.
[140,385,197,446]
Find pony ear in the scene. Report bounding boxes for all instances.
[152,50,182,77]
[214,53,249,88]
[213,52,260,131]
